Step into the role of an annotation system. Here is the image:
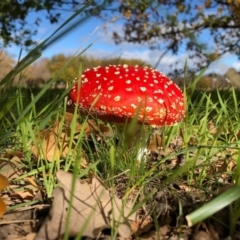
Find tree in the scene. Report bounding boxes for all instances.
[0,0,116,48]
[100,0,240,73]
[47,54,150,85]
[2,0,240,75]
[0,0,91,48]
[47,54,80,84]
[79,55,149,70]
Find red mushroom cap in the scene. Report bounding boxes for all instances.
[68,64,185,126]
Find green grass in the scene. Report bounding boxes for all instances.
[1,3,240,239]
[2,71,240,238]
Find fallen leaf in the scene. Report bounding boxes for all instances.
[140,224,172,240]
[35,170,136,240]
[207,121,218,135]
[0,174,9,217]
[31,112,110,162]
[130,216,153,235]
[27,177,44,191]
[0,158,43,207]
[192,222,219,240]
[26,233,37,240]
[0,207,43,239]
[31,121,62,161]
[148,131,162,153]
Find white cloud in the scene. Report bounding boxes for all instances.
[88,21,240,75]
[86,22,203,74]
[6,18,240,77]
[85,46,190,74]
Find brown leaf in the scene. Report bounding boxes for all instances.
[64,111,82,132]
[207,121,218,135]
[31,112,110,162]
[31,122,61,161]
[0,207,41,239]
[31,120,80,162]
[192,222,219,240]
[35,170,136,240]
[10,189,34,201]
[0,174,9,217]
[148,131,162,153]
[130,216,153,235]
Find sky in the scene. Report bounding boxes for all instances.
[4,2,240,76]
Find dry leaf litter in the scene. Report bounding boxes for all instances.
[0,114,238,239]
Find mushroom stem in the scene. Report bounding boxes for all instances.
[113,122,145,148]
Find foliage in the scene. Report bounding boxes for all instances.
[79,55,149,70]
[46,54,149,84]
[1,0,240,75]
[0,51,149,87]
[47,54,79,84]
[0,0,113,48]
[0,0,80,47]
[1,51,239,91]
[101,0,240,73]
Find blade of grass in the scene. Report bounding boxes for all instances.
[186,186,240,227]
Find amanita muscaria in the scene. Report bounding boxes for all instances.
[68,64,185,128]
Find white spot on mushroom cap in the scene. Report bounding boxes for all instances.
[114,96,121,101]
[140,87,146,92]
[82,78,88,83]
[146,107,152,112]
[100,105,106,110]
[131,104,137,109]
[154,89,164,94]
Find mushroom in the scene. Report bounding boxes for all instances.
[68,64,185,124]
[68,64,185,157]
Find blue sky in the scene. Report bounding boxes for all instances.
[4,4,240,75]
